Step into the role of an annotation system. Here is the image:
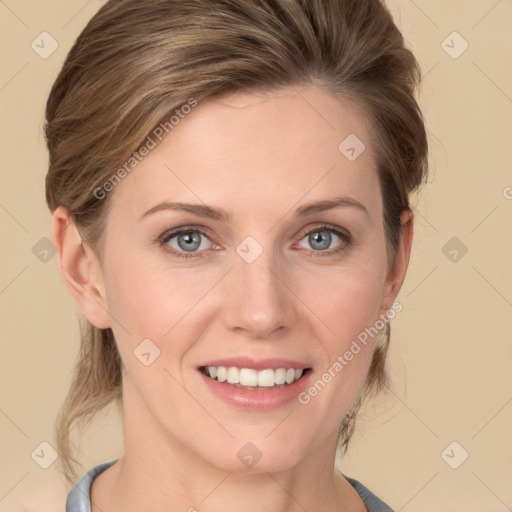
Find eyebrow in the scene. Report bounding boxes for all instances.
[139,195,369,222]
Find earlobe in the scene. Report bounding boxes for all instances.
[381,208,414,310]
[51,206,112,329]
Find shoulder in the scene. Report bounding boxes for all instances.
[11,459,118,512]
[344,475,395,512]
[66,459,118,511]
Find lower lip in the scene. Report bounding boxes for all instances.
[199,370,311,410]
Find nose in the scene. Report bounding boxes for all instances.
[221,251,297,340]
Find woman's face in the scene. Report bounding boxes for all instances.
[69,85,411,472]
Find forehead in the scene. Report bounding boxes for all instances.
[110,85,380,222]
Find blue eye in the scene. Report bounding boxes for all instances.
[298,225,351,256]
[307,230,333,250]
[173,231,202,252]
[160,229,213,259]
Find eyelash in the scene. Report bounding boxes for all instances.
[158,224,353,260]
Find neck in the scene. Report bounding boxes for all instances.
[90,385,364,512]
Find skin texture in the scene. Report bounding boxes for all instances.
[52,85,413,512]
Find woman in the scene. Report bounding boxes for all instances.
[46,0,428,510]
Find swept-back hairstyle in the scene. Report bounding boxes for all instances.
[45,0,428,483]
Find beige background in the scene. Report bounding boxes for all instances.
[1,0,511,510]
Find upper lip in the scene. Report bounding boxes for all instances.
[198,357,310,371]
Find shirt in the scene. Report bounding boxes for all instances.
[66,458,394,511]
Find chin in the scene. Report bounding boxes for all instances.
[195,434,311,474]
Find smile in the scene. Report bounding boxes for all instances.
[201,366,306,388]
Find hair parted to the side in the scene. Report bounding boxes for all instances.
[45,0,428,484]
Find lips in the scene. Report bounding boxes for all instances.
[197,357,312,409]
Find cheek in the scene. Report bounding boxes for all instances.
[300,262,385,346]
[106,273,187,331]
[101,246,218,359]
[294,263,385,405]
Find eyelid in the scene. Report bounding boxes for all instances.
[295,223,352,243]
[158,225,217,245]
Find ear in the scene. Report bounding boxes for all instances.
[380,208,414,310]
[51,206,112,329]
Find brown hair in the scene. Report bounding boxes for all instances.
[45,0,428,484]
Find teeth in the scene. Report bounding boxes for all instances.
[227,367,239,384]
[217,366,227,383]
[275,368,286,385]
[240,368,257,386]
[257,369,275,387]
[205,366,305,387]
